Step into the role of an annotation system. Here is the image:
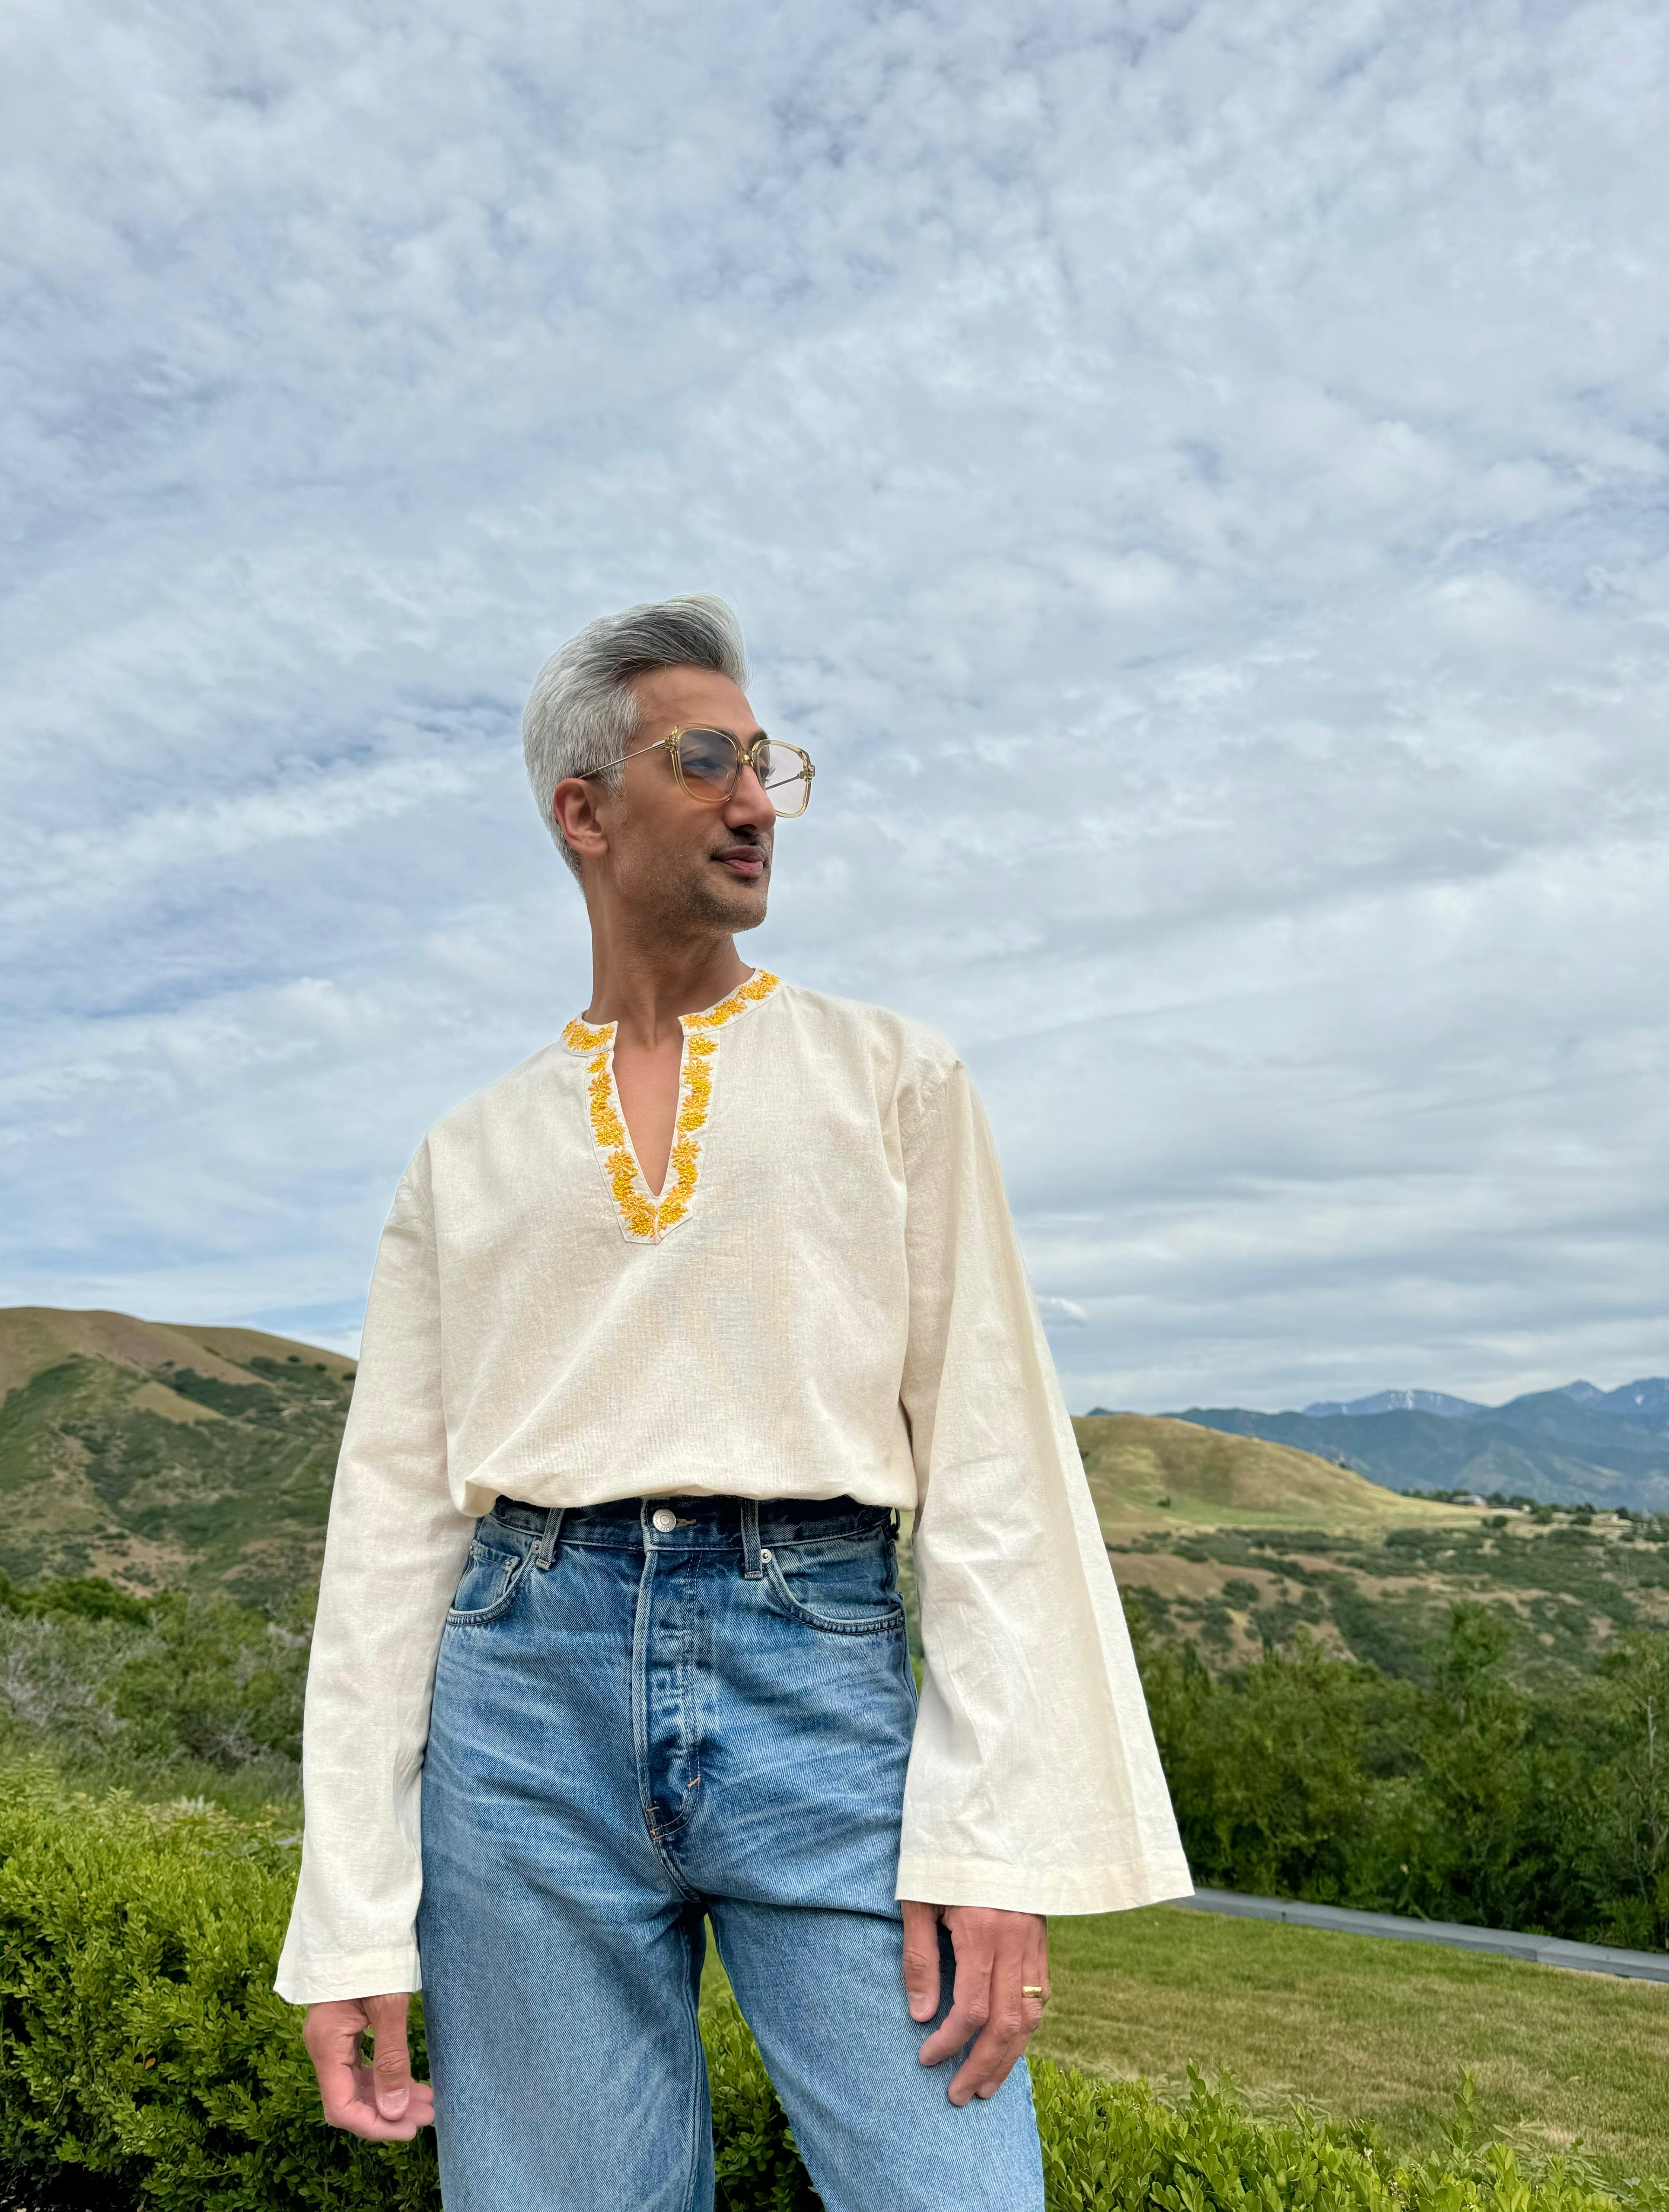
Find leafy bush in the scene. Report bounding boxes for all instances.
[1031,2061,1636,2212]
[0,1778,1642,2212]
[0,1768,433,2212]
[1133,1599,1669,1949]
[0,1573,153,1629]
[0,1578,308,1804]
[106,1596,309,1770]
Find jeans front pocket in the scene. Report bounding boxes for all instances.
[761,1533,906,1637]
[446,1530,532,1627]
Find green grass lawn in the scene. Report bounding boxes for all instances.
[1037,1904,1669,2183]
[701,1899,1669,2184]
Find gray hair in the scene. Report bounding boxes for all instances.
[522,594,749,879]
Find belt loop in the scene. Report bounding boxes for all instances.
[740,1499,762,1580]
[534,1505,565,1570]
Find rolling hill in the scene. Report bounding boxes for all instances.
[1,1306,1482,1612]
[1071,1413,1481,1535]
[0,1307,354,1606]
[8,1305,1645,1694]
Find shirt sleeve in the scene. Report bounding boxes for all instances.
[895,1059,1193,1917]
[274,1145,477,2005]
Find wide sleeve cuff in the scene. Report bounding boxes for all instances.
[895,1850,1194,1919]
[273,1942,424,2008]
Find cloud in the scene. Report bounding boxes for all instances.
[1,0,1665,1409]
[1037,1297,1091,1329]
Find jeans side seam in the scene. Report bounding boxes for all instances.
[677,1913,709,2212]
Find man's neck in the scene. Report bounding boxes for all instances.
[581,928,755,1051]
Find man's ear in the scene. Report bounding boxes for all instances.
[551,775,609,862]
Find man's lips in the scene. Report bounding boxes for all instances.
[713,846,769,878]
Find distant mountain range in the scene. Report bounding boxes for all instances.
[1128,1378,1669,1511]
[1298,1380,1669,1426]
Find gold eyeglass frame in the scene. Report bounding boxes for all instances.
[586,725,815,818]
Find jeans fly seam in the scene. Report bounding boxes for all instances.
[681,1597,701,1797]
[631,1549,702,1895]
[630,1543,654,1833]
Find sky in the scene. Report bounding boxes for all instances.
[2,0,1665,1414]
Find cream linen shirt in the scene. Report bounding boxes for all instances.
[275,972,1190,2005]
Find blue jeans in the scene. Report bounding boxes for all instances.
[417,1494,1045,2211]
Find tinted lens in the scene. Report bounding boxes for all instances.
[759,742,811,816]
[675,728,739,796]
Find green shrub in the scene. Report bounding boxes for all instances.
[1031,2059,1641,2212]
[0,1573,153,1629]
[107,1595,310,1770]
[0,1776,1639,2211]
[1133,1598,1669,1950]
[0,1581,308,1811]
[703,1994,819,2210]
[0,1768,436,2211]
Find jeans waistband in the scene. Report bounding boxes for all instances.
[487,1493,896,1552]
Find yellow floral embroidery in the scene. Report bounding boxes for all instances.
[564,1016,613,1055]
[562,973,779,1243]
[682,967,780,1032]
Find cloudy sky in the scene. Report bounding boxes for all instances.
[3,0,1664,1413]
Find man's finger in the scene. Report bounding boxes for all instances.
[365,1992,415,2120]
[311,2041,368,2131]
[303,1995,434,2141]
[900,1900,943,2024]
[337,2063,434,2142]
[948,1923,1050,2104]
[949,2006,1031,2104]
[304,1999,371,2130]
[915,1915,994,2070]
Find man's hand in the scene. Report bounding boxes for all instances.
[900,1901,1050,2107]
[302,1993,435,2140]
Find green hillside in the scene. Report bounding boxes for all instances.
[4,1306,1661,1691]
[1073,1412,1481,1534]
[0,1307,354,1609]
[1068,1414,1669,1687]
[3,1317,1453,1613]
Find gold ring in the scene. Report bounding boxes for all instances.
[1021,1984,1046,2000]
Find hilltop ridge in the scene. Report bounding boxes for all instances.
[0,1306,353,1604]
[0,1306,1473,1607]
[1073,1413,1479,1535]
[0,1307,355,1399]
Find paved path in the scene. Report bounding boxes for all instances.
[1172,1887,1669,1983]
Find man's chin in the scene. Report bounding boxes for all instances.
[682,866,768,931]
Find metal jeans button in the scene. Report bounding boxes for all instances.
[651,1508,677,1533]
[758,1548,772,1564]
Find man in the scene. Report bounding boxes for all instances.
[278,596,1189,2210]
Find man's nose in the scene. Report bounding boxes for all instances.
[725,765,776,832]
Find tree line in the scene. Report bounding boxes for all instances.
[1135,1601,1669,1949]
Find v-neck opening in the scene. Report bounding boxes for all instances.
[561,970,781,1244]
[616,1022,690,1204]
